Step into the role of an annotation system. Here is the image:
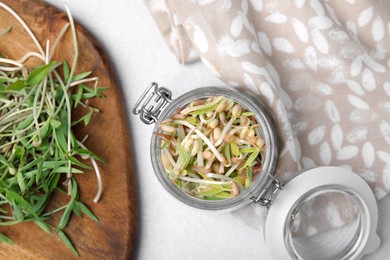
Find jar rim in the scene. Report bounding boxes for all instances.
[150,86,278,211]
[284,187,366,259]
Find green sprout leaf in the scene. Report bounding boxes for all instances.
[0,233,14,244]
[240,149,260,170]
[57,230,79,257]
[27,61,57,86]
[77,202,98,222]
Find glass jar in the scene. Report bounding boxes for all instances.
[133,82,380,259]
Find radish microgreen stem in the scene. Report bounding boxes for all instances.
[0,3,106,255]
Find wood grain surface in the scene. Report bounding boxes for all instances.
[0,0,137,259]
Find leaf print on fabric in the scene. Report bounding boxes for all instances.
[331,124,343,150]
[304,46,318,71]
[309,0,325,16]
[265,13,288,24]
[375,187,387,200]
[349,109,376,124]
[362,68,376,91]
[346,21,358,38]
[358,7,374,27]
[311,29,329,54]
[371,16,384,42]
[383,166,390,191]
[241,61,274,85]
[265,61,281,88]
[308,16,333,30]
[328,28,349,43]
[279,88,293,110]
[258,32,272,56]
[231,15,244,37]
[346,80,365,96]
[328,70,346,84]
[377,150,390,163]
[249,0,263,11]
[324,3,342,26]
[294,96,321,112]
[312,82,333,95]
[318,56,343,71]
[325,100,340,123]
[193,25,209,53]
[282,137,296,162]
[350,57,363,77]
[259,82,274,104]
[347,95,370,110]
[217,36,250,57]
[276,100,292,134]
[219,0,233,12]
[320,142,331,165]
[362,142,375,168]
[295,0,305,9]
[379,102,390,114]
[379,120,390,144]
[308,125,326,145]
[363,55,385,73]
[282,136,301,163]
[251,41,261,53]
[273,37,295,53]
[241,0,248,13]
[359,169,376,183]
[337,146,359,160]
[243,73,256,89]
[197,0,216,5]
[292,18,309,43]
[347,126,368,143]
[230,1,256,37]
[307,226,319,237]
[289,78,305,92]
[242,21,256,38]
[294,137,302,164]
[373,45,386,60]
[302,156,316,168]
[242,61,264,74]
[325,202,344,227]
[283,58,305,70]
[294,120,309,132]
[384,82,390,96]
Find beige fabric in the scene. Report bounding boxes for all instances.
[146,0,390,202]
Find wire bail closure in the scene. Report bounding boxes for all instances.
[132,82,172,124]
[251,176,283,207]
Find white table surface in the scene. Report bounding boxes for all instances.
[44,1,390,259]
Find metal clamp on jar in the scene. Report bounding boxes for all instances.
[133,82,380,260]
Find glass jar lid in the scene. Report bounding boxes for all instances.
[265,166,380,260]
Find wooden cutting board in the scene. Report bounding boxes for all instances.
[0,0,137,259]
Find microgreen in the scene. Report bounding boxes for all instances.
[0,233,13,244]
[0,2,105,256]
[158,96,265,200]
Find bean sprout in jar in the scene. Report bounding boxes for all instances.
[156,96,266,200]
